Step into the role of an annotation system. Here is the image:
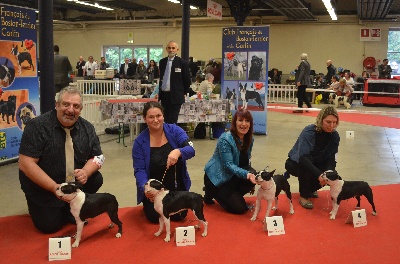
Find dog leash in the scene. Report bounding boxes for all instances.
[161,165,177,189]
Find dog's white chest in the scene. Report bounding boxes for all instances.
[257,181,276,201]
[329,180,344,201]
[69,191,86,218]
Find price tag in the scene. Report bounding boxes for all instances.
[175,226,195,246]
[345,209,367,227]
[263,216,286,236]
[49,237,71,261]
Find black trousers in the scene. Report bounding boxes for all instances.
[297,85,312,108]
[160,92,182,124]
[26,172,103,234]
[285,158,327,199]
[204,173,255,214]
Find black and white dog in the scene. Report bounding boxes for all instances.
[0,95,16,124]
[144,179,208,242]
[321,170,377,220]
[57,182,122,247]
[251,168,294,221]
[248,55,264,81]
[0,59,15,87]
[239,82,264,109]
[226,87,237,110]
[11,44,34,75]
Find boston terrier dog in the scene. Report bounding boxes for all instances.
[57,182,122,247]
[321,170,377,220]
[144,179,208,242]
[250,168,294,222]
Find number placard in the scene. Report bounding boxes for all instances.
[175,226,195,246]
[345,209,367,227]
[49,237,71,261]
[264,216,285,236]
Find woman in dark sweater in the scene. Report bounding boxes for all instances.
[285,106,340,209]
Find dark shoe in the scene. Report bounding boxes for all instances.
[310,191,319,198]
[203,186,215,205]
[299,198,313,209]
[293,110,303,113]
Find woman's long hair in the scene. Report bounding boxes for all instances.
[230,109,253,151]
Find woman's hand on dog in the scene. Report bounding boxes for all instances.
[247,173,257,184]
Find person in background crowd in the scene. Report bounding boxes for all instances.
[322,75,340,103]
[325,60,336,86]
[76,56,85,77]
[211,60,222,84]
[362,71,370,81]
[188,57,198,83]
[83,56,98,79]
[158,41,191,124]
[99,56,110,70]
[119,58,134,78]
[130,58,138,75]
[293,53,312,113]
[269,68,281,84]
[203,109,257,214]
[146,60,160,84]
[204,59,214,75]
[132,101,195,223]
[284,106,340,209]
[198,73,215,95]
[135,59,147,80]
[343,71,354,87]
[378,59,392,79]
[53,45,72,93]
[18,86,104,233]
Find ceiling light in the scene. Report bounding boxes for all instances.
[66,0,114,11]
[322,0,337,21]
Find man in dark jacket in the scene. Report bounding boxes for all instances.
[53,45,72,93]
[325,60,336,85]
[158,41,191,124]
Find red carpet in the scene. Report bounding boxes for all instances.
[1,184,399,264]
[268,104,400,129]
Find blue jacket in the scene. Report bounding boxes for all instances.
[288,124,340,163]
[132,123,195,204]
[204,131,253,187]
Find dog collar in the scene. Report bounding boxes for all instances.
[260,181,275,191]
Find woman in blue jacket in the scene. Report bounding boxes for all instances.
[204,109,257,214]
[285,106,340,209]
[132,101,195,223]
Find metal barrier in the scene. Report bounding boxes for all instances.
[76,79,118,95]
[81,100,112,135]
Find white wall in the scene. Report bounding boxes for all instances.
[54,21,393,76]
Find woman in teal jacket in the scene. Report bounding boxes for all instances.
[204,109,257,214]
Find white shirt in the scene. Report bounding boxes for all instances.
[84,61,98,76]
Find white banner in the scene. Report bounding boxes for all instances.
[207,0,222,20]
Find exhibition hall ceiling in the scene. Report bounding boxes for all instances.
[2,0,400,23]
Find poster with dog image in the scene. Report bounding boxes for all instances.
[222,26,269,134]
[0,4,39,164]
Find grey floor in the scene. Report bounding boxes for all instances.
[1,100,400,218]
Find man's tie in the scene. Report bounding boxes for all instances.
[125,64,128,75]
[64,128,75,182]
[162,60,171,91]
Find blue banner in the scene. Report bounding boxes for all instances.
[0,4,39,163]
[221,26,269,134]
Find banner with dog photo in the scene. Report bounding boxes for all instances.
[0,4,39,164]
[221,26,269,134]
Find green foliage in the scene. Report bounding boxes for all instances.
[103,46,163,69]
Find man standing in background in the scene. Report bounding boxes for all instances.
[99,56,110,70]
[83,56,98,79]
[325,60,336,86]
[158,41,191,124]
[378,59,392,79]
[76,56,85,77]
[54,45,72,93]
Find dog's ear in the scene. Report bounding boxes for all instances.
[72,181,83,190]
[270,169,276,175]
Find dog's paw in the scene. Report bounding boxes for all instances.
[72,241,80,248]
[154,231,161,237]
[289,209,294,215]
[372,211,377,216]
[250,215,256,221]
[272,206,277,211]
[116,232,122,238]
[202,231,207,237]
[329,215,336,220]
[164,235,171,242]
